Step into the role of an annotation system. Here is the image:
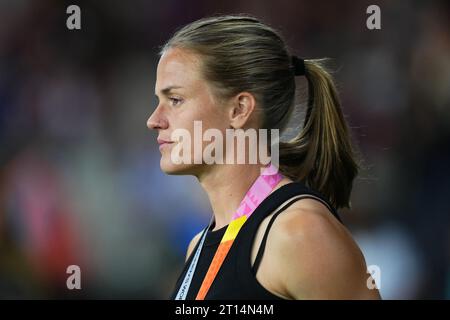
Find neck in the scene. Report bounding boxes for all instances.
[197,164,266,231]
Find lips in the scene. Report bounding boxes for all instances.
[157,138,174,149]
[157,138,172,144]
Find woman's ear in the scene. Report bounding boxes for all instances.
[228,92,257,129]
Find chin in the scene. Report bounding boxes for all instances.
[159,154,198,175]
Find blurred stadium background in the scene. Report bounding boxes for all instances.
[0,0,449,299]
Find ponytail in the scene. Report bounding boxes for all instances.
[279,59,360,210]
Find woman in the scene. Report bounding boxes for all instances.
[147,15,381,300]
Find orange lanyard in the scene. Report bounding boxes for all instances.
[195,165,283,299]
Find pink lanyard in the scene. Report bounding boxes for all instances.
[175,164,283,300]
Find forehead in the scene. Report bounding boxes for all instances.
[155,47,203,92]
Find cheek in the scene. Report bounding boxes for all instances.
[167,97,228,149]
[199,102,228,130]
[182,100,227,131]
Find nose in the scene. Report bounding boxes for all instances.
[147,105,168,130]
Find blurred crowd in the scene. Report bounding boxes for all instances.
[0,0,449,299]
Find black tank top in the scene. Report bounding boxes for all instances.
[170,181,342,300]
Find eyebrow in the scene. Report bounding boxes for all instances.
[155,85,184,97]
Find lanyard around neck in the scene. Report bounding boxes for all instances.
[175,164,283,300]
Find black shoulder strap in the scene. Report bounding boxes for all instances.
[251,190,342,275]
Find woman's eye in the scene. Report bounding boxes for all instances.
[169,97,182,106]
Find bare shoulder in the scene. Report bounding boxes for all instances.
[269,198,381,299]
[186,231,203,262]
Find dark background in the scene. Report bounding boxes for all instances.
[0,0,449,299]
